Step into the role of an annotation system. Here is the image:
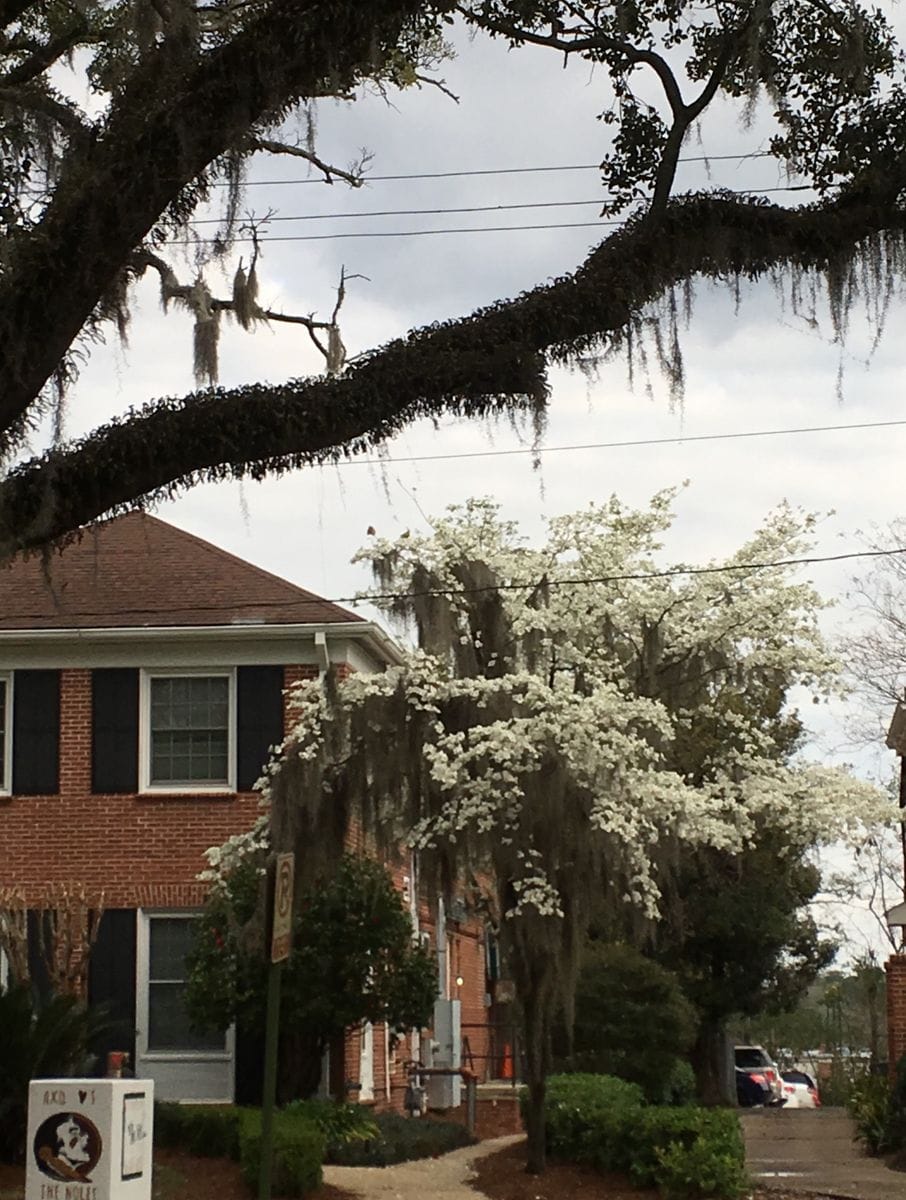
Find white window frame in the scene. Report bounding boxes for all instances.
[0,672,11,795]
[139,668,236,794]
[136,909,234,1066]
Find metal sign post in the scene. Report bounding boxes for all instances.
[259,852,294,1200]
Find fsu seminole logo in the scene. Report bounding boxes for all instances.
[33,1113,102,1182]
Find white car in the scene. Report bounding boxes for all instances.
[780,1068,820,1108]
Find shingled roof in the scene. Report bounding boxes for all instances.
[0,512,362,630]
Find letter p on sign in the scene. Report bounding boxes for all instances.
[270,853,295,964]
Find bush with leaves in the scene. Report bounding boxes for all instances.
[0,986,109,1164]
[239,1109,325,1197]
[538,1074,747,1200]
[849,1056,906,1157]
[187,853,437,1101]
[560,942,696,1103]
[325,1111,474,1166]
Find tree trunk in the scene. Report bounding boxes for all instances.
[690,1018,733,1105]
[523,1076,547,1174]
[520,973,552,1174]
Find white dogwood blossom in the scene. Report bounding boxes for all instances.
[214,493,897,927]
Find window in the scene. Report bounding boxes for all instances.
[146,917,225,1053]
[140,671,235,792]
[0,674,9,793]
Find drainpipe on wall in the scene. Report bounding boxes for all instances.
[314,631,330,675]
[436,896,447,996]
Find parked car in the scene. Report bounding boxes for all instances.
[735,1045,784,1106]
[780,1068,820,1109]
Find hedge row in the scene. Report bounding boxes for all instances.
[536,1074,748,1200]
[153,1102,324,1197]
[152,1100,474,1179]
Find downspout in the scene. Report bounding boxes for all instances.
[314,631,330,676]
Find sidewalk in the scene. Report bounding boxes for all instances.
[742,1107,904,1200]
[322,1135,521,1200]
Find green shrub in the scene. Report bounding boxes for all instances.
[239,1110,325,1197]
[0,985,110,1165]
[327,1111,473,1166]
[540,1074,645,1174]
[849,1073,894,1154]
[849,1057,906,1156]
[537,1074,747,1200]
[630,1107,747,1199]
[661,1060,698,1107]
[563,944,697,1103]
[281,1098,378,1155]
[151,1102,242,1159]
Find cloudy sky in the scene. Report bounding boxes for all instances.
[58,14,906,835]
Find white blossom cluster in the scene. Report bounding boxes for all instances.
[207,494,898,922]
[199,815,270,893]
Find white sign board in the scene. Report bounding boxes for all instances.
[26,1078,154,1200]
[271,852,295,963]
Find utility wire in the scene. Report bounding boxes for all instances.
[343,546,906,605]
[219,151,775,187]
[166,220,618,245]
[309,418,906,468]
[17,544,906,624]
[188,184,813,227]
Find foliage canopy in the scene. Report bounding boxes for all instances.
[2,2,906,554]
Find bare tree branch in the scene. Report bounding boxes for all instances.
[461,7,686,117]
[247,137,367,187]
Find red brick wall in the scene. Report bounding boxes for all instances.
[0,665,318,909]
[887,954,906,1076]
[1,658,496,1108]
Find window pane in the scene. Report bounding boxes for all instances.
[147,982,225,1052]
[149,916,193,979]
[148,919,225,1052]
[149,676,229,784]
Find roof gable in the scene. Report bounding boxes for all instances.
[0,512,361,631]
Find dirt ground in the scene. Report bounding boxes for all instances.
[472,1139,814,1200]
[0,1151,355,1200]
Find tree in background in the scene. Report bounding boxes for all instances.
[248,493,891,1171]
[186,851,436,1102]
[3,3,906,554]
[743,956,888,1069]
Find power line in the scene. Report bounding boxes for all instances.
[311,417,906,468]
[188,183,813,228]
[191,198,608,225]
[15,544,906,624]
[341,545,906,605]
[166,220,619,245]
[220,150,775,187]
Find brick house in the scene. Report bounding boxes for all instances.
[0,512,493,1105]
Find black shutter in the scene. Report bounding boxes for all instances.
[88,909,137,1072]
[12,669,60,795]
[92,669,139,793]
[236,666,284,791]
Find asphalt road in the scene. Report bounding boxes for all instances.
[742,1107,904,1200]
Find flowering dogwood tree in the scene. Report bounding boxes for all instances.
[237,492,891,1171]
